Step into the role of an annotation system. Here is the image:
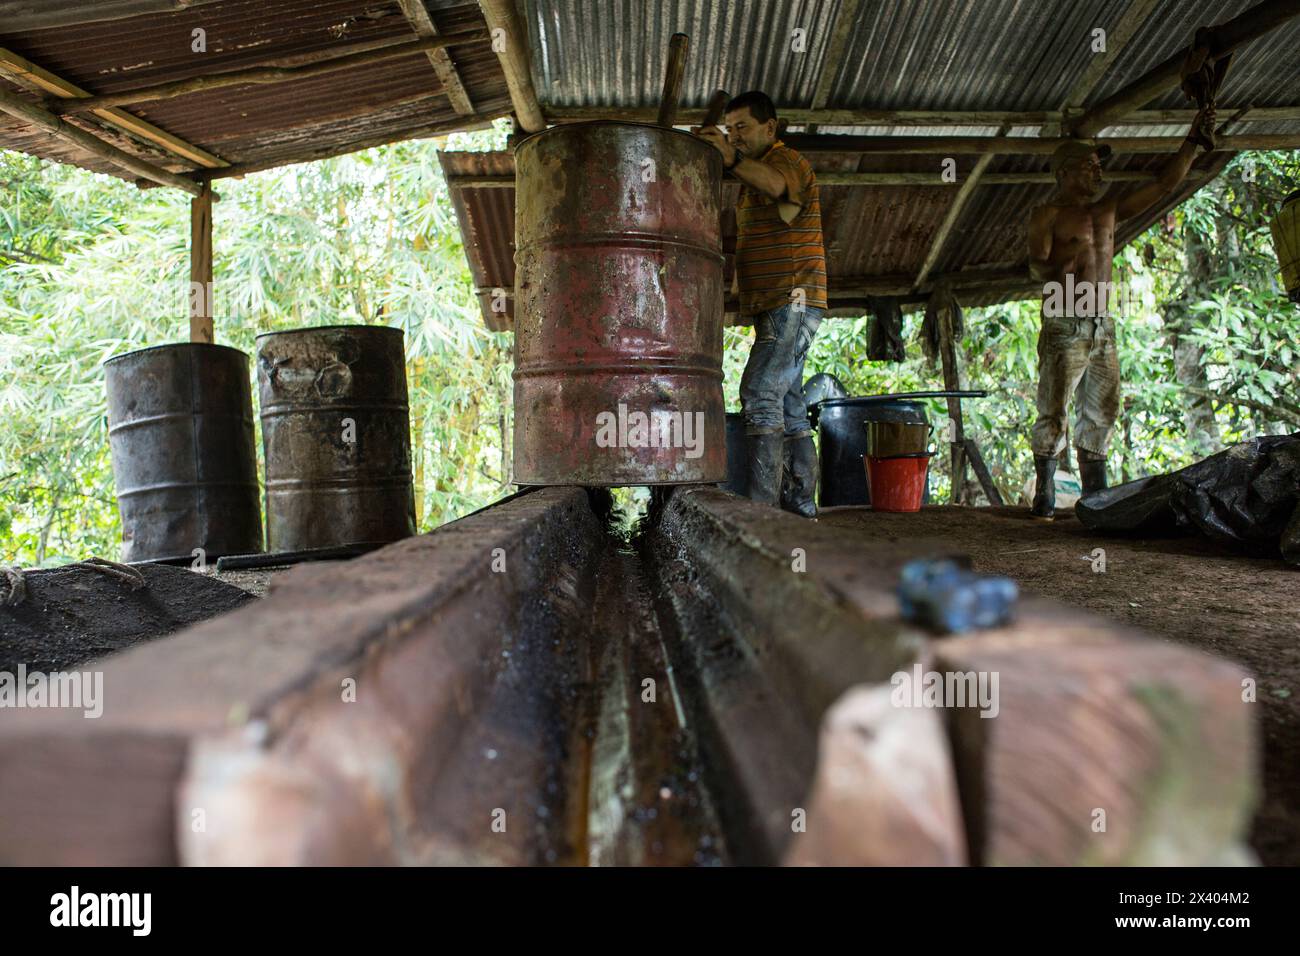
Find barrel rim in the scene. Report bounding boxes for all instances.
[103,341,249,367]
[513,118,724,161]
[254,324,405,340]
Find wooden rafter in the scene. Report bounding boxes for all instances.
[1051,0,1163,135]
[805,0,862,135]
[0,0,224,32]
[0,46,225,169]
[443,170,1162,189]
[57,30,489,114]
[547,105,1300,128]
[397,0,476,116]
[0,84,203,194]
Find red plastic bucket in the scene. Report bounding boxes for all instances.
[864,453,931,512]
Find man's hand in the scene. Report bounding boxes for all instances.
[692,125,736,166]
[1188,106,1217,150]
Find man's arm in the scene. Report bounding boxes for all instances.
[1114,108,1213,221]
[694,126,790,201]
[1028,204,1067,281]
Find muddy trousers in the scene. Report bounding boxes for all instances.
[1030,314,1121,461]
[740,303,825,437]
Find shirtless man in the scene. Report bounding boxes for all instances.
[1025,108,1215,520]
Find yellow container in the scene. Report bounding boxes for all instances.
[1271,189,1300,303]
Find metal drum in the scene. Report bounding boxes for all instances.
[513,120,726,485]
[105,343,262,563]
[815,397,929,507]
[256,325,416,552]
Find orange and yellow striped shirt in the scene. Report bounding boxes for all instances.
[734,140,827,316]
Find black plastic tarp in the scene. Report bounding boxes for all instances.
[1076,434,1300,566]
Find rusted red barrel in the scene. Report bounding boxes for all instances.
[513,120,725,485]
[105,343,263,563]
[256,325,416,552]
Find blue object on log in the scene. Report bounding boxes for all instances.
[897,559,1018,634]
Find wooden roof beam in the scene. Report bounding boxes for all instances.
[0,46,225,169]
[779,132,1300,154]
[546,105,1300,128]
[1073,0,1300,137]
[0,0,224,32]
[1049,0,1162,136]
[0,84,203,194]
[479,0,545,133]
[397,0,476,115]
[58,30,489,113]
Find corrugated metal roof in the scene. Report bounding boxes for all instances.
[437,0,1296,324]
[0,0,510,180]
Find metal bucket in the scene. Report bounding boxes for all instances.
[256,325,416,552]
[815,397,928,507]
[512,120,726,485]
[105,343,262,563]
[721,411,748,496]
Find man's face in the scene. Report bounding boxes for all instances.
[1059,153,1104,196]
[724,107,777,158]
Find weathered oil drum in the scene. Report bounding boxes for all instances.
[513,120,726,485]
[721,411,748,496]
[256,325,416,552]
[105,343,262,563]
[815,397,929,507]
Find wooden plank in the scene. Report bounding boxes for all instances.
[963,437,1004,507]
[781,132,1300,154]
[443,170,1160,188]
[1055,0,1163,132]
[0,85,203,194]
[936,296,967,504]
[913,135,1004,291]
[60,30,490,113]
[189,184,213,344]
[656,33,689,128]
[397,0,476,116]
[0,46,226,168]
[805,0,863,135]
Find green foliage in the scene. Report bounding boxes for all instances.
[2,139,1295,564]
[1,122,513,565]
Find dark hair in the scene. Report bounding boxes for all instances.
[725,90,777,124]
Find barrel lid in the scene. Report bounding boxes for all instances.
[816,389,989,410]
[103,341,249,367]
[513,118,724,158]
[254,324,405,340]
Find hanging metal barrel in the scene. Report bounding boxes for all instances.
[105,343,262,563]
[513,120,726,485]
[256,325,416,552]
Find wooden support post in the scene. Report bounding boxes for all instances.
[936,293,967,504]
[189,184,213,344]
[478,0,545,133]
[963,438,1004,507]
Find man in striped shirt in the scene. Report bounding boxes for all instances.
[696,91,827,517]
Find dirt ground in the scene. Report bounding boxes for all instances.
[819,503,1300,866]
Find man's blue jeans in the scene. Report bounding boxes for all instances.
[740,303,825,437]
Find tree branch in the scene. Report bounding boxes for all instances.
[1182,385,1300,426]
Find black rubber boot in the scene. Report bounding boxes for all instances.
[1031,455,1057,521]
[780,435,818,518]
[1079,456,1107,495]
[745,431,784,506]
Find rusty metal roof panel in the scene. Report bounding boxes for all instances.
[523,0,842,110]
[0,0,508,179]
[438,150,516,330]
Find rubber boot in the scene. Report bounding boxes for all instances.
[780,435,818,518]
[1079,456,1107,495]
[745,431,784,506]
[1031,455,1057,521]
